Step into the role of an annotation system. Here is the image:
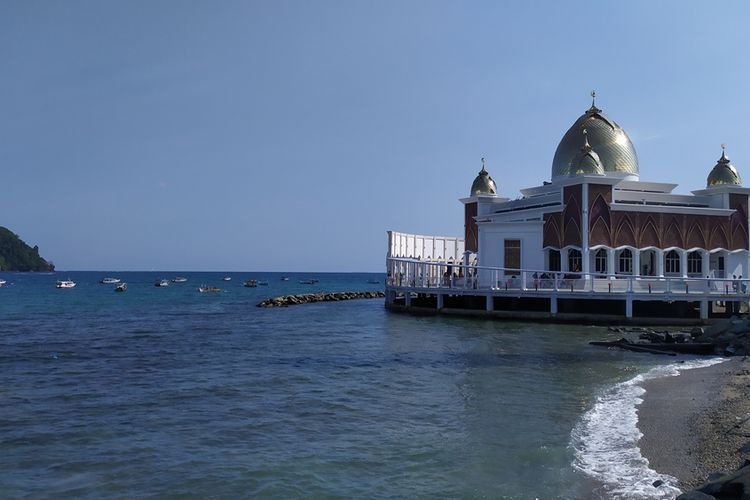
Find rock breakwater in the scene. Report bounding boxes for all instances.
[257,291,385,308]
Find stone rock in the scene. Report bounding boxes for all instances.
[652,479,664,487]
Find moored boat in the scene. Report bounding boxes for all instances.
[222,276,232,281]
[56,280,76,289]
[115,283,127,292]
[280,276,290,281]
[0,279,6,287]
[243,279,257,287]
[198,285,221,293]
[155,279,169,287]
[171,277,188,283]
[100,277,121,284]
[257,280,269,286]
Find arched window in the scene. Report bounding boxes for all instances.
[665,250,681,274]
[687,251,702,275]
[595,249,607,274]
[568,249,582,273]
[618,249,632,274]
[548,249,561,272]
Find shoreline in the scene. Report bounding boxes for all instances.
[638,357,750,491]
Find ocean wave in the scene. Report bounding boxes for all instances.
[571,357,727,499]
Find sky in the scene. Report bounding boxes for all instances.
[2,1,750,271]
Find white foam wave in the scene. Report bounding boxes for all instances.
[571,357,727,499]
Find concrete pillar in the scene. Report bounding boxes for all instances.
[625,296,633,318]
[582,183,590,275]
[607,248,616,277]
[633,250,640,278]
[486,295,493,312]
[680,250,688,279]
[562,248,569,272]
[702,251,710,277]
[656,249,665,277]
[700,300,709,320]
[551,296,558,315]
[437,293,444,310]
[404,291,411,307]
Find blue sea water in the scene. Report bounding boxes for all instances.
[0,271,720,498]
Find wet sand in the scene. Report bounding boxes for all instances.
[638,357,750,490]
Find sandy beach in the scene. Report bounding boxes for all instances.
[638,357,750,491]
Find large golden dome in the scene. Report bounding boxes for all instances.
[551,96,639,180]
[470,159,497,195]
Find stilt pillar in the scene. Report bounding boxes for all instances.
[625,296,633,319]
[437,293,444,310]
[550,296,558,316]
[486,295,493,312]
[404,291,411,307]
[700,300,708,320]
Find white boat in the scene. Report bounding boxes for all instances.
[115,283,127,292]
[222,276,232,281]
[56,280,76,289]
[280,276,290,281]
[198,284,221,293]
[100,277,121,284]
[171,277,188,283]
[155,279,169,287]
[0,279,6,287]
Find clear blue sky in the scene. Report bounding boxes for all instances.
[2,1,750,271]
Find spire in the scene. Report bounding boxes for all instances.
[587,90,601,114]
[480,157,487,174]
[581,129,591,152]
[720,143,729,163]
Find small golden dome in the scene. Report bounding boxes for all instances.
[707,146,742,187]
[470,158,497,196]
[568,129,604,176]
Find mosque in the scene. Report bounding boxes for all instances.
[385,94,750,323]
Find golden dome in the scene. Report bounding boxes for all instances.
[470,159,497,196]
[707,147,742,187]
[551,94,639,180]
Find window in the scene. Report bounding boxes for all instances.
[595,249,607,274]
[665,250,680,274]
[568,249,582,273]
[504,239,521,275]
[548,249,561,272]
[688,251,702,275]
[618,249,632,274]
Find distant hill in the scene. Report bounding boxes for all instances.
[0,227,55,272]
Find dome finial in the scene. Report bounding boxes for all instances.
[720,144,730,163]
[587,90,601,114]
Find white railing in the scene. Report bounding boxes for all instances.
[386,257,750,297]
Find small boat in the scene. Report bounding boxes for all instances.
[222,276,232,281]
[198,285,221,293]
[0,279,6,287]
[100,277,121,284]
[243,279,257,287]
[56,280,76,289]
[155,279,169,287]
[280,276,290,281]
[257,280,269,286]
[115,283,127,292]
[171,277,188,283]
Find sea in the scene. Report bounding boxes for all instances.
[0,271,724,499]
